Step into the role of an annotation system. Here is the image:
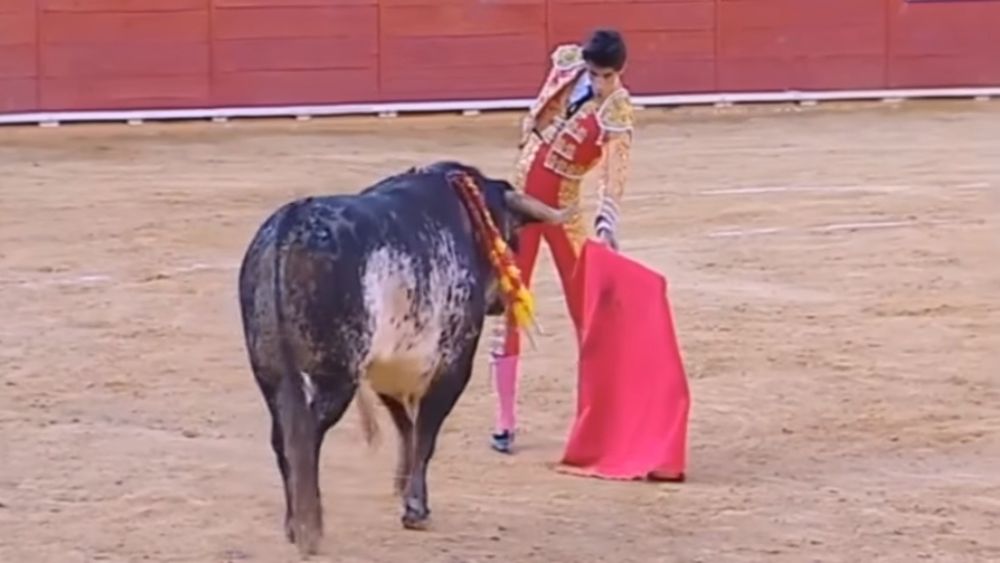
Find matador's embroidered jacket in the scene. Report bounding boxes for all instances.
[514,43,635,242]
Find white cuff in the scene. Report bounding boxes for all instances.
[595,197,619,234]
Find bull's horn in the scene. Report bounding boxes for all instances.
[505,191,577,225]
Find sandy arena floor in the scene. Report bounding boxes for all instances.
[1,100,999,563]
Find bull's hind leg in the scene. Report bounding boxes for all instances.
[269,415,295,543]
[253,375,298,544]
[298,371,358,537]
[378,394,415,497]
[272,369,356,558]
[401,350,477,530]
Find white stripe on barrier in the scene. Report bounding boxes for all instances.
[1,87,998,126]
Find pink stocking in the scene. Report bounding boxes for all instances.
[491,355,519,432]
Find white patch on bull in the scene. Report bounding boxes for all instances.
[300,371,316,407]
[358,232,472,417]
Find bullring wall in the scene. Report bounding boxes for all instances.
[1,0,999,116]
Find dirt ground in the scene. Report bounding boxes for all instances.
[1,100,999,563]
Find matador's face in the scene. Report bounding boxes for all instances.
[586,63,623,100]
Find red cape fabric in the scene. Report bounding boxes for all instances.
[559,240,691,480]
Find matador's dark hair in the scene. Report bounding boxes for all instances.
[582,29,628,71]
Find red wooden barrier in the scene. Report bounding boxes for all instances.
[0,0,37,113]
[716,0,887,91]
[1,0,999,115]
[36,0,211,110]
[888,0,1000,88]
[379,0,548,102]
[548,0,717,94]
[212,0,378,106]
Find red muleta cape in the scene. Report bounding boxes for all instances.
[559,240,691,481]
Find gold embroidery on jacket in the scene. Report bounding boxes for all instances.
[595,89,635,232]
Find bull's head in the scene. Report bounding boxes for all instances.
[486,181,576,250]
[412,161,576,316]
[480,179,576,316]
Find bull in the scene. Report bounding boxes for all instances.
[237,161,572,556]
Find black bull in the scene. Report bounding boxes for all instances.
[237,161,572,556]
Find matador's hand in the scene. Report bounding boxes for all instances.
[554,202,580,225]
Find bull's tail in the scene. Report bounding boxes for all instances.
[271,200,323,557]
[354,378,382,449]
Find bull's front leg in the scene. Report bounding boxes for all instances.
[401,351,477,530]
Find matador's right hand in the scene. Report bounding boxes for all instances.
[554,202,580,225]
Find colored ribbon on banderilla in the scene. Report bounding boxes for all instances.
[449,171,542,349]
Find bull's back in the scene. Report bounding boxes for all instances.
[239,177,483,384]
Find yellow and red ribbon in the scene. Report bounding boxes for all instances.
[449,172,539,341]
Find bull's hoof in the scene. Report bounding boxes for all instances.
[295,540,321,559]
[285,522,296,544]
[401,501,431,531]
[401,512,431,531]
[293,526,321,558]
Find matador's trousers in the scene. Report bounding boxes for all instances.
[490,146,586,434]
